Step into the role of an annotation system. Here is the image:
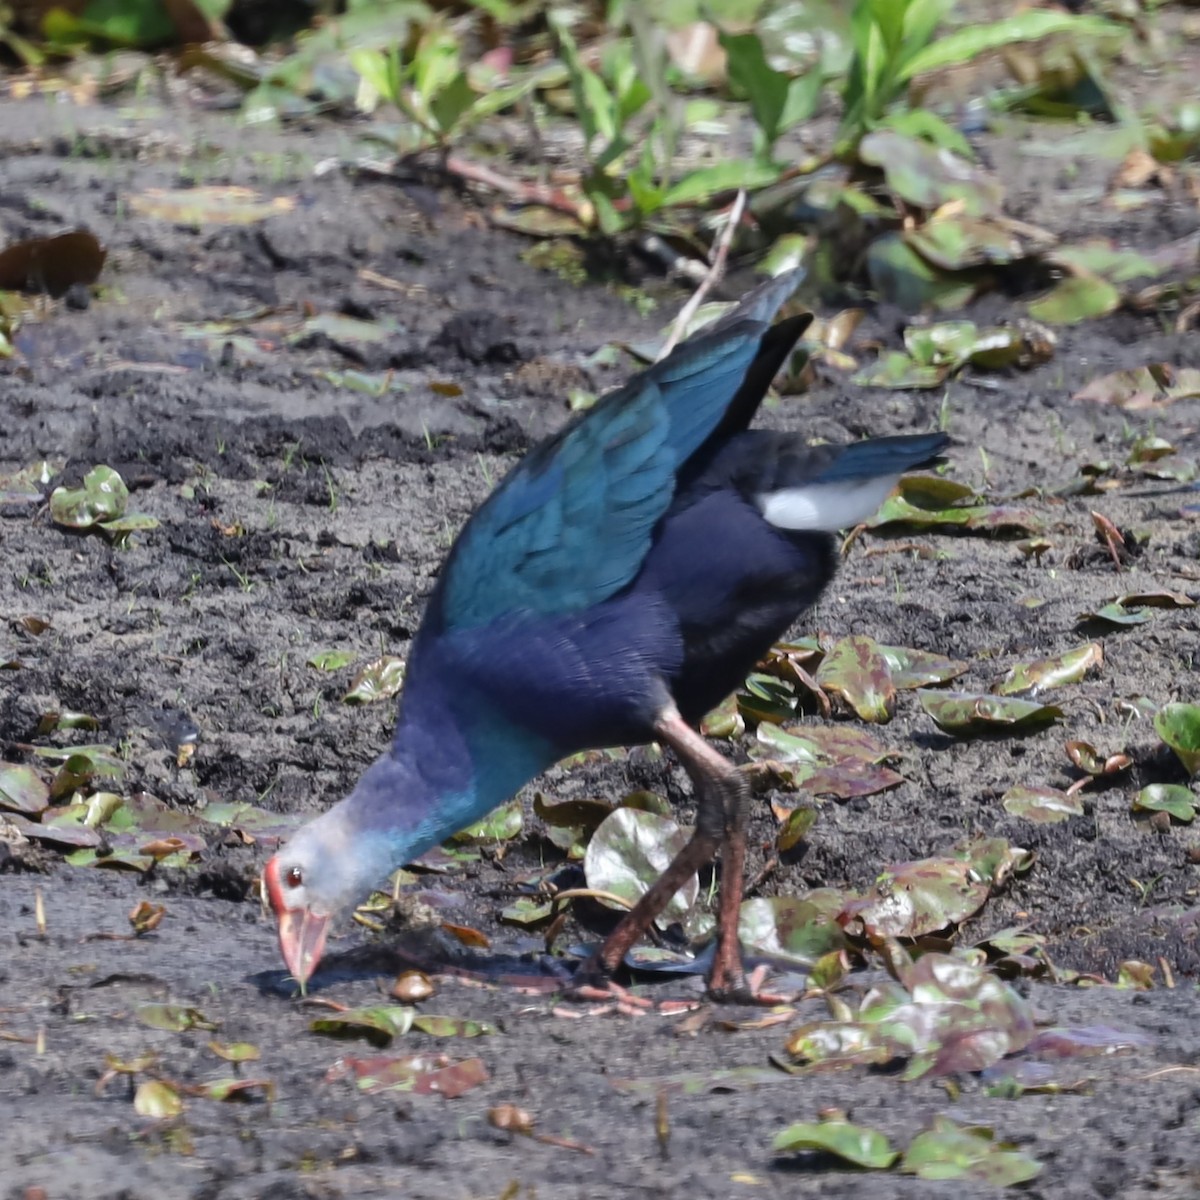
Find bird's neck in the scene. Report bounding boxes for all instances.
[345,671,559,867]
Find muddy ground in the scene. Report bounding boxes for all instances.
[2,51,1200,1200]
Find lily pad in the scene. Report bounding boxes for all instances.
[813,635,896,722]
[342,656,405,704]
[878,645,968,690]
[452,800,523,844]
[737,894,846,967]
[1002,786,1083,824]
[772,1115,898,1169]
[134,1079,184,1119]
[1132,784,1195,823]
[1076,600,1152,629]
[900,1116,1042,1186]
[859,130,1003,215]
[308,649,355,671]
[311,1005,416,1046]
[841,857,990,939]
[1027,272,1120,325]
[749,722,904,799]
[136,1003,218,1033]
[867,477,1040,536]
[992,642,1102,696]
[584,808,697,926]
[919,690,1063,736]
[1154,703,1200,776]
[0,763,49,815]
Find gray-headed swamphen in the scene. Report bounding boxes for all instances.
[264,268,949,1001]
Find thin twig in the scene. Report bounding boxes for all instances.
[658,188,747,361]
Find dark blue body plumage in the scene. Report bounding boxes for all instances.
[264,268,950,998]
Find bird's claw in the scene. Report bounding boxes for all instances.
[705,962,796,1006]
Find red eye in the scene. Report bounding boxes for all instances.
[286,866,303,888]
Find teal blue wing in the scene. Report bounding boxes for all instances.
[434,333,752,629]
[434,269,805,632]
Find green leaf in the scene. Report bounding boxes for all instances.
[584,808,697,926]
[1132,784,1195,823]
[342,655,405,704]
[659,161,781,208]
[308,649,355,671]
[311,1005,416,1046]
[452,799,523,844]
[900,1117,1043,1185]
[49,465,129,529]
[1027,274,1120,325]
[1002,786,1083,824]
[773,1117,898,1169]
[136,1003,218,1033]
[902,11,1121,79]
[1154,703,1200,776]
[919,690,1063,736]
[813,635,896,722]
[843,857,990,938]
[750,723,904,799]
[992,642,1103,696]
[134,1079,184,1119]
[720,31,790,149]
[738,895,845,966]
[0,762,50,815]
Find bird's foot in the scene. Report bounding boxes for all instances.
[706,961,796,1006]
[562,956,655,1014]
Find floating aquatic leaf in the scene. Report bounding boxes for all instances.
[1132,784,1195,823]
[900,1116,1042,1186]
[207,1041,261,1063]
[201,801,303,845]
[867,477,1040,536]
[453,800,522,844]
[865,234,983,313]
[311,1005,415,1046]
[0,762,49,815]
[500,897,554,926]
[195,1078,275,1104]
[859,131,1003,215]
[136,1003,218,1033]
[291,313,402,353]
[749,723,904,799]
[993,642,1102,696]
[130,186,296,226]
[584,809,697,925]
[1002,786,1083,824]
[776,804,818,852]
[412,1014,495,1038]
[919,691,1063,736]
[0,229,106,297]
[738,894,846,967]
[1071,365,1200,410]
[842,857,990,939]
[134,1079,184,1119]
[307,649,355,671]
[342,656,405,704]
[1076,600,1151,628]
[878,645,968,690]
[813,636,896,722]
[1155,703,1200,776]
[908,215,1055,275]
[954,835,1031,886]
[852,350,947,390]
[1027,273,1120,325]
[772,1115,898,1169]
[329,1052,489,1098]
[787,946,1036,1080]
[700,693,744,740]
[50,465,127,528]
